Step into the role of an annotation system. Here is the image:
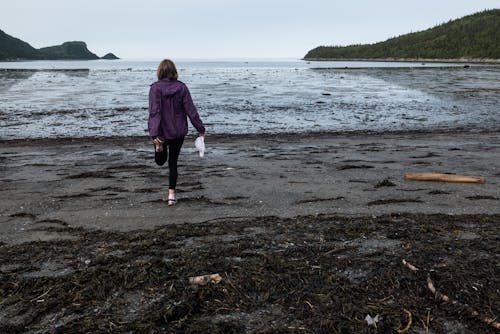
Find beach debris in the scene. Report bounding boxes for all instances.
[367,198,422,206]
[364,314,380,327]
[338,164,374,170]
[426,276,500,330]
[401,259,500,330]
[466,195,498,200]
[404,172,485,184]
[188,273,222,286]
[30,287,53,303]
[402,258,419,272]
[396,309,412,333]
[375,178,396,188]
[54,322,64,333]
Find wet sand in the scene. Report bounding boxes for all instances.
[0,131,499,333]
[1,131,499,244]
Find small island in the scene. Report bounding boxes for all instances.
[304,9,500,63]
[0,29,119,61]
[101,53,120,60]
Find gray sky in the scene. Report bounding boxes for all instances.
[1,0,499,59]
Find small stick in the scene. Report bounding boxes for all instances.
[426,310,430,332]
[188,273,222,286]
[402,259,419,272]
[397,309,413,333]
[401,259,500,330]
[426,275,500,330]
[30,287,53,302]
[426,276,450,302]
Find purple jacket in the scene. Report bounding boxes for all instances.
[148,79,205,139]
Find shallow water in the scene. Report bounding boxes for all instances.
[0,59,499,139]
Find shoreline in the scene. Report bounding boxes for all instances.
[2,127,499,146]
[303,57,500,64]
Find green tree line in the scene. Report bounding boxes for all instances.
[304,9,500,60]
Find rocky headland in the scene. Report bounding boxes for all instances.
[0,29,118,60]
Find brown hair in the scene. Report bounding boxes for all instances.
[157,59,178,80]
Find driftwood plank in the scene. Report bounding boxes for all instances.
[404,173,485,184]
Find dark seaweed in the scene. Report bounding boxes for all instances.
[0,214,498,333]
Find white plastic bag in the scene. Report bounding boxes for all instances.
[194,136,205,157]
[365,314,380,327]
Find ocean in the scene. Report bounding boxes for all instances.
[0,59,499,139]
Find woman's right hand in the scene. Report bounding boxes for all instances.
[153,137,164,152]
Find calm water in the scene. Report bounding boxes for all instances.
[0,59,499,139]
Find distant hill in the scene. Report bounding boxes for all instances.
[0,29,39,60]
[38,41,99,60]
[101,53,120,60]
[0,29,118,60]
[304,9,500,62]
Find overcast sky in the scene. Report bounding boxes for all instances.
[1,0,498,59]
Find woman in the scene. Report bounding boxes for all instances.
[148,59,205,206]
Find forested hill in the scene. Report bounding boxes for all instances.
[37,42,99,60]
[0,29,118,60]
[0,29,38,60]
[304,9,500,61]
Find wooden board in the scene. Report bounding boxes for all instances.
[404,173,485,184]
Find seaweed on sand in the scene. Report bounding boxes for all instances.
[0,214,498,333]
[374,178,396,188]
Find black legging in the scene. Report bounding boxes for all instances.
[155,137,184,189]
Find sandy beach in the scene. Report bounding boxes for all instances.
[1,131,499,332]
